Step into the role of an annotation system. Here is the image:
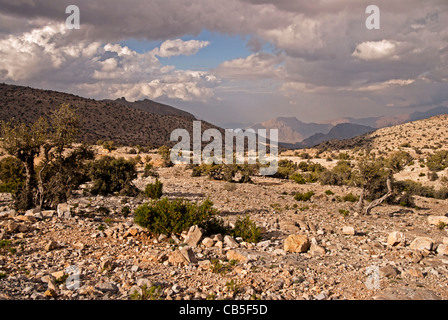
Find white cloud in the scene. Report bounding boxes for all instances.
[352,40,400,61]
[153,39,210,58]
[215,52,284,80]
[0,23,216,102]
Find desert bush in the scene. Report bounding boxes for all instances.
[427,150,448,172]
[325,190,334,195]
[158,145,173,167]
[231,215,262,243]
[273,160,297,179]
[294,191,314,201]
[145,178,163,199]
[102,141,117,153]
[289,172,306,184]
[134,198,220,235]
[143,163,159,178]
[342,192,359,202]
[319,160,356,187]
[0,156,25,194]
[89,156,138,196]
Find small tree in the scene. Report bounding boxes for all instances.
[89,156,138,196]
[158,145,172,167]
[0,117,48,210]
[145,178,163,199]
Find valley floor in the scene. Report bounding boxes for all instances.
[0,165,447,300]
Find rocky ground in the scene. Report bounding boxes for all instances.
[0,165,447,300]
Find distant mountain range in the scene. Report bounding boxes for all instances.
[248,106,448,148]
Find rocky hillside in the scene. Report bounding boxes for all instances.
[317,115,448,154]
[294,123,375,148]
[0,83,220,148]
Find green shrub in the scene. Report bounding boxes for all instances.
[426,150,448,172]
[325,190,334,196]
[273,160,297,179]
[342,192,359,202]
[289,172,306,184]
[338,209,350,216]
[134,198,220,236]
[121,206,131,217]
[231,215,262,243]
[158,145,173,167]
[89,156,138,196]
[145,178,163,199]
[0,156,24,193]
[294,191,314,201]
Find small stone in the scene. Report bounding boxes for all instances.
[379,265,399,278]
[4,220,18,233]
[410,237,434,251]
[95,282,119,293]
[427,215,448,226]
[100,257,114,272]
[436,244,448,256]
[57,203,72,219]
[284,234,310,253]
[129,285,142,297]
[387,231,405,247]
[407,268,424,278]
[45,240,58,251]
[226,249,250,262]
[179,246,198,264]
[184,225,203,247]
[201,237,215,248]
[342,226,355,235]
[224,235,239,248]
[131,265,139,272]
[73,242,85,250]
[136,278,153,288]
[315,292,327,300]
[309,243,326,256]
[168,250,189,266]
[211,234,223,242]
[44,289,58,298]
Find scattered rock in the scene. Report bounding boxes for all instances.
[224,235,239,249]
[387,231,406,247]
[427,215,448,226]
[436,244,448,256]
[44,240,58,251]
[179,246,198,264]
[409,237,434,251]
[95,282,119,293]
[284,234,310,253]
[342,226,355,236]
[201,237,215,248]
[379,265,399,278]
[57,203,72,219]
[184,225,203,247]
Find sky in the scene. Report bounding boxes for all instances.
[0,0,447,127]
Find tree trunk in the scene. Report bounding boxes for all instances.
[22,155,37,210]
[355,188,365,214]
[365,177,392,215]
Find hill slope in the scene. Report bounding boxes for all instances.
[297,123,375,148]
[316,115,448,153]
[0,83,220,148]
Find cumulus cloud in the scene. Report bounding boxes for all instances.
[352,40,400,61]
[0,22,216,102]
[215,52,284,80]
[0,0,448,122]
[154,39,210,58]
